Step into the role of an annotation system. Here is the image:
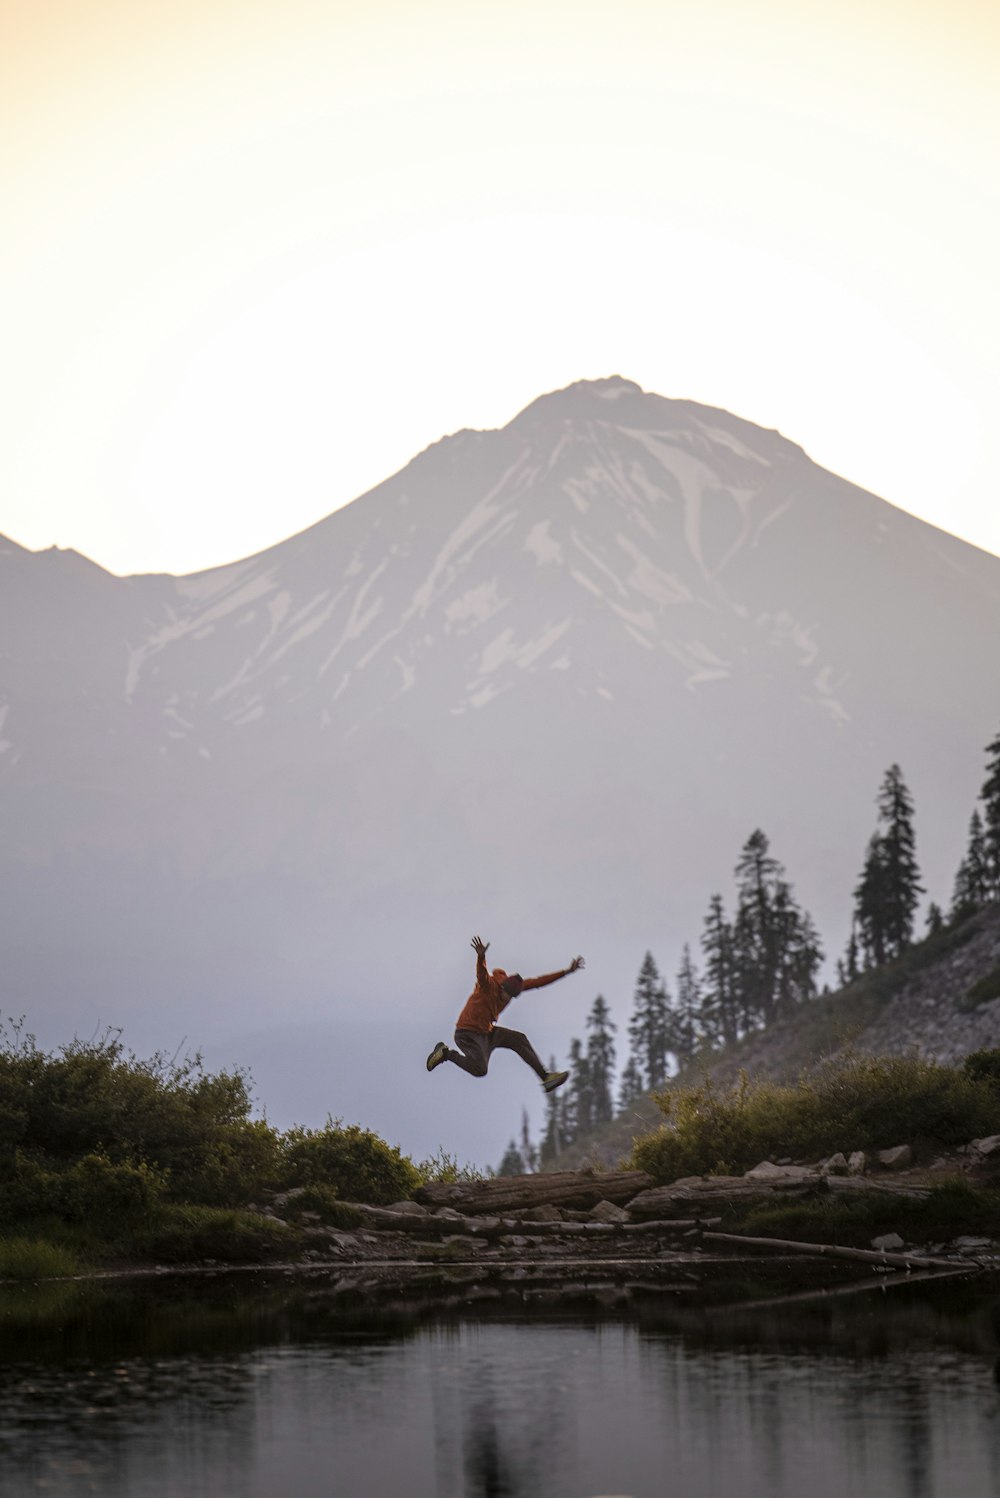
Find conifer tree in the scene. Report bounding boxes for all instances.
[979,733,1000,898]
[733,830,783,1029]
[673,945,701,1066]
[540,1053,565,1164]
[925,902,944,935]
[585,995,616,1125]
[628,951,670,1089]
[498,1139,524,1176]
[563,1037,592,1142]
[617,1055,645,1114]
[876,763,923,955]
[519,1107,538,1174]
[952,810,991,916]
[853,833,889,968]
[837,920,861,987]
[701,894,738,1047]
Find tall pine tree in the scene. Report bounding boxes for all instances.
[853,765,922,965]
[701,893,738,1048]
[980,732,1000,899]
[585,995,616,1125]
[628,951,670,1089]
[673,945,701,1067]
[952,809,991,916]
[877,763,923,956]
[617,1055,645,1113]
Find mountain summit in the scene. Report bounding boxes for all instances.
[2,378,999,1162]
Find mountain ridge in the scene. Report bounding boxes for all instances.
[2,376,999,1164]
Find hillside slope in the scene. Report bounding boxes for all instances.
[553,904,1000,1170]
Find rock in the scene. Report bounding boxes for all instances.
[433,1206,467,1220]
[590,1200,629,1224]
[819,1153,848,1176]
[743,1162,819,1186]
[847,1151,867,1175]
[876,1145,912,1170]
[952,1236,995,1250]
[387,1200,428,1215]
[271,1187,308,1209]
[521,1204,564,1222]
[969,1135,1000,1157]
[871,1233,905,1252]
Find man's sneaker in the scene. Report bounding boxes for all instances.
[543,1070,569,1093]
[426,1041,449,1072]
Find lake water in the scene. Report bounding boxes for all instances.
[3,1270,1000,1497]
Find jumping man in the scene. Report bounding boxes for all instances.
[426,935,584,1093]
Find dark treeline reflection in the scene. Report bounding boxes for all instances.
[3,1275,1000,1497]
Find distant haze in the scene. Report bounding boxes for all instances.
[2,377,999,1166]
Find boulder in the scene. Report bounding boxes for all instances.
[819,1153,848,1176]
[876,1145,912,1170]
[847,1151,867,1175]
[521,1204,564,1222]
[743,1162,819,1187]
[590,1200,629,1224]
[871,1232,905,1252]
[387,1200,428,1215]
[969,1135,1000,1158]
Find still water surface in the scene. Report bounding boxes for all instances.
[3,1273,1000,1497]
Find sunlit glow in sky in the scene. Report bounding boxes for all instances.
[2,0,998,576]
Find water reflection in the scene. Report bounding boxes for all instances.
[1,1275,1000,1497]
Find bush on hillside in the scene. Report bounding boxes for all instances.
[630,1053,1000,1183]
[963,1048,1000,1095]
[281,1121,421,1205]
[959,967,1000,1013]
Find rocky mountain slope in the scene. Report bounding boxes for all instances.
[558,904,1000,1170]
[2,376,999,1164]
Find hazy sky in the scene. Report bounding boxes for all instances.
[3,0,998,577]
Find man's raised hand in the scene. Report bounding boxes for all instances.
[471,935,490,959]
[568,955,585,972]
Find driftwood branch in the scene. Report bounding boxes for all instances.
[703,1230,972,1273]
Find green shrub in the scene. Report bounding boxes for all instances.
[60,1152,165,1228]
[417,1148,490,1185]
[630,1053,1000,1184]
[280,1184,363,1229]
[281,1121,420,1204]
[959,967,1000,1013]
[0,1019,282,1209]
[0,1236,82,1280]
[739,1181,1000,1248]
[963,1048,1000,1092]
[133,1205,298,1264]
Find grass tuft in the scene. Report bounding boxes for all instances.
[0,1236,82,1280]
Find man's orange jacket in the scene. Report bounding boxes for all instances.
[455,950,570,1034]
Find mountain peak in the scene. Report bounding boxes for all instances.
[509,375,649,427]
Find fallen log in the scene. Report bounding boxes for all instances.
[703,1230,970,1272]
[414,1169,654,1215]
[629,1176,820,1219]
[825,1175,932,1201]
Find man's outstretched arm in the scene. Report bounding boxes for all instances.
[471,934,490,988]
[522,955,585,991]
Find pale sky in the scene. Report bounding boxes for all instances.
[2,0,998,577]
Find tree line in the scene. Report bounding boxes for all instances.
[499,728,1000,1171]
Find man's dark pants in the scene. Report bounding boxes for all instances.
[446,1027,547,1080]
